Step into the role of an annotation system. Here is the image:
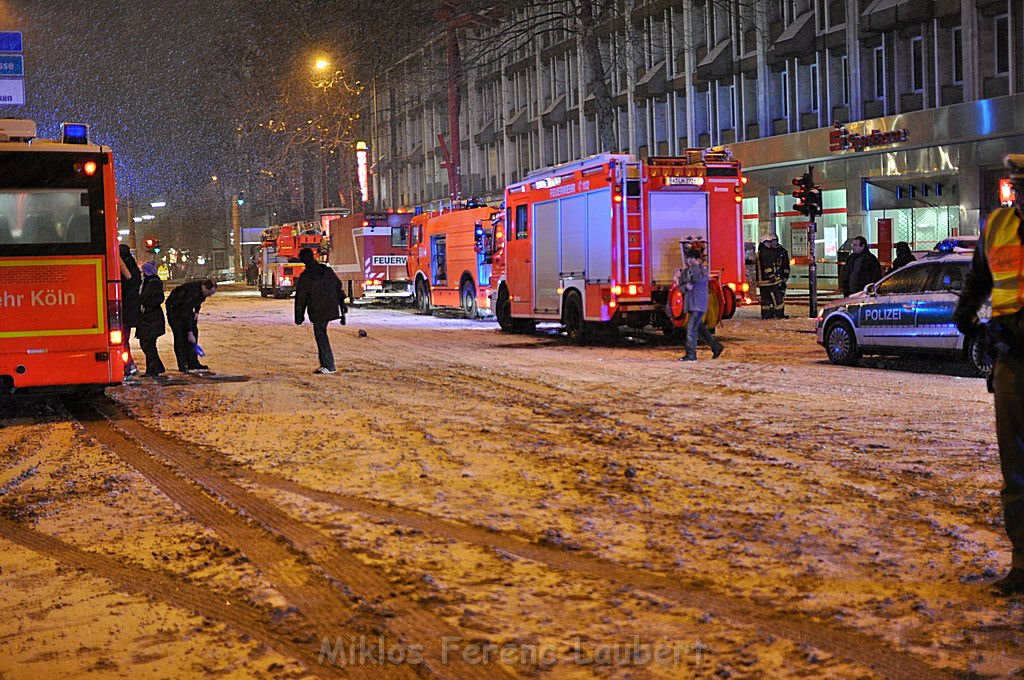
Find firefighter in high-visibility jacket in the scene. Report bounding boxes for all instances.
[756,234,790,319]
[955,154,1024,596]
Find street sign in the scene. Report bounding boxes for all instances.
[0,78,24,106]
[0,32,22,53]
[0,55,23,76]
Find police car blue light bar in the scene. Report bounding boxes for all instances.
[61,123,89,144]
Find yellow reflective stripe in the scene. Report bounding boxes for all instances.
[984,210,1024,316]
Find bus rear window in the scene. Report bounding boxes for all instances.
[0,189,93,245]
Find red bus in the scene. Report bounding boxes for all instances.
[0,120,125,393]
[407,204,499,317]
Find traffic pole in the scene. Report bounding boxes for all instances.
[808,216,817,318]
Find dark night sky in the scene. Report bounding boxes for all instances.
[3,0,247,203]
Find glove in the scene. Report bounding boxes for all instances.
[295,319,303,326]
[953,313,977,337]
[339,315,346,326]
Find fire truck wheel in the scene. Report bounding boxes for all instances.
[496,286,514,332]
[825,319,860,366]
[416,279,432,316]
[721,286,737,319]
[461,279,478,318]
[562,292,591,344]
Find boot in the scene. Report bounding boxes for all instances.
[992,568,1024,596]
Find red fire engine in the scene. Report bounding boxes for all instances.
[407,203,500,317]
[322,210,412,302]
[495,150,746,340]
[258,222,325,298]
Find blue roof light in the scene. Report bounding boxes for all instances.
[61,123,89,145]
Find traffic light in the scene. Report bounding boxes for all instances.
[791,171,822,219]
[791,173,810,216]
[144,238,161,254]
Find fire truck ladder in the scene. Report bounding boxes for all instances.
[622,161,646,283]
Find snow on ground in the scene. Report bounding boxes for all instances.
[2,283,1023,679]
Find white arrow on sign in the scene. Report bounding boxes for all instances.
[0,79,25,106]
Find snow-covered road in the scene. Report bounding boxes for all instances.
[1,284,1018,679]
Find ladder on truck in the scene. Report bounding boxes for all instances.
[621,160,646,284]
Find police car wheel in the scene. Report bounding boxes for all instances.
[825,319,860,365]
[965,334,993,378]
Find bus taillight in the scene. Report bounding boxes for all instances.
[106,300,122,345]
[120,350,130,364]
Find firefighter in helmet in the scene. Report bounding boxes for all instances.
[756,234,790,319]
[954,154,1024,596]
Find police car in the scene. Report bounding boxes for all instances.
[816,254,992,376]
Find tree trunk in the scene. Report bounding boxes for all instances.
[578,1,617,152]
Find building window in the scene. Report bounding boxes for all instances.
[841,54,850,104]
[873,46,885,100]
[780,69,789,118]
[721,84,735,129]
[809,63,819,112]
[910,36,924,93]
[952,27,963,83]
[995,14,1010,75]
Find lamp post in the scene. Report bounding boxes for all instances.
[312,56,333,211]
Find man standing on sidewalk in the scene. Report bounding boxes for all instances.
[294,247,346,374]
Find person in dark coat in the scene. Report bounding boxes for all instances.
[294,247,346,374]
[677,248,724,362]
[165,279,217,372]
[118,244,142,376]
[891,241,916,270]
[839,235,883,297]
[136,261,166,377]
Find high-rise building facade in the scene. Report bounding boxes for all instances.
[365,0,1024,288]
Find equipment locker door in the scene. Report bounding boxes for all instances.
[533,200,560,314]
[648,192,709,286]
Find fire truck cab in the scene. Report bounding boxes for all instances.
[496,151,745,341]
[407,203,500,317]
[258,222,324,298]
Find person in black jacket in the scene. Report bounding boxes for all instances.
[891,241,916,270]
[839,236,883,297]
[294,247,346,374]
[118,244,142,376]
[165,279,217,372]
[136,261,166,377]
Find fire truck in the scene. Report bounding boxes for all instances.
[495,150,746,341]
[322,210,412,302]
[407,203,500,317]
[258,222,325,298]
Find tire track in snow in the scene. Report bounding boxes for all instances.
[0,516,348,680]
[92,396,954,680]
[75,397,514,680]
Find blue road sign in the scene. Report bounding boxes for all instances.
[0,55,23,76]
[0,32,23,53]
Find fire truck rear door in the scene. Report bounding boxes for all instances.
[533,200,560,314]
[649,192,709,286]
